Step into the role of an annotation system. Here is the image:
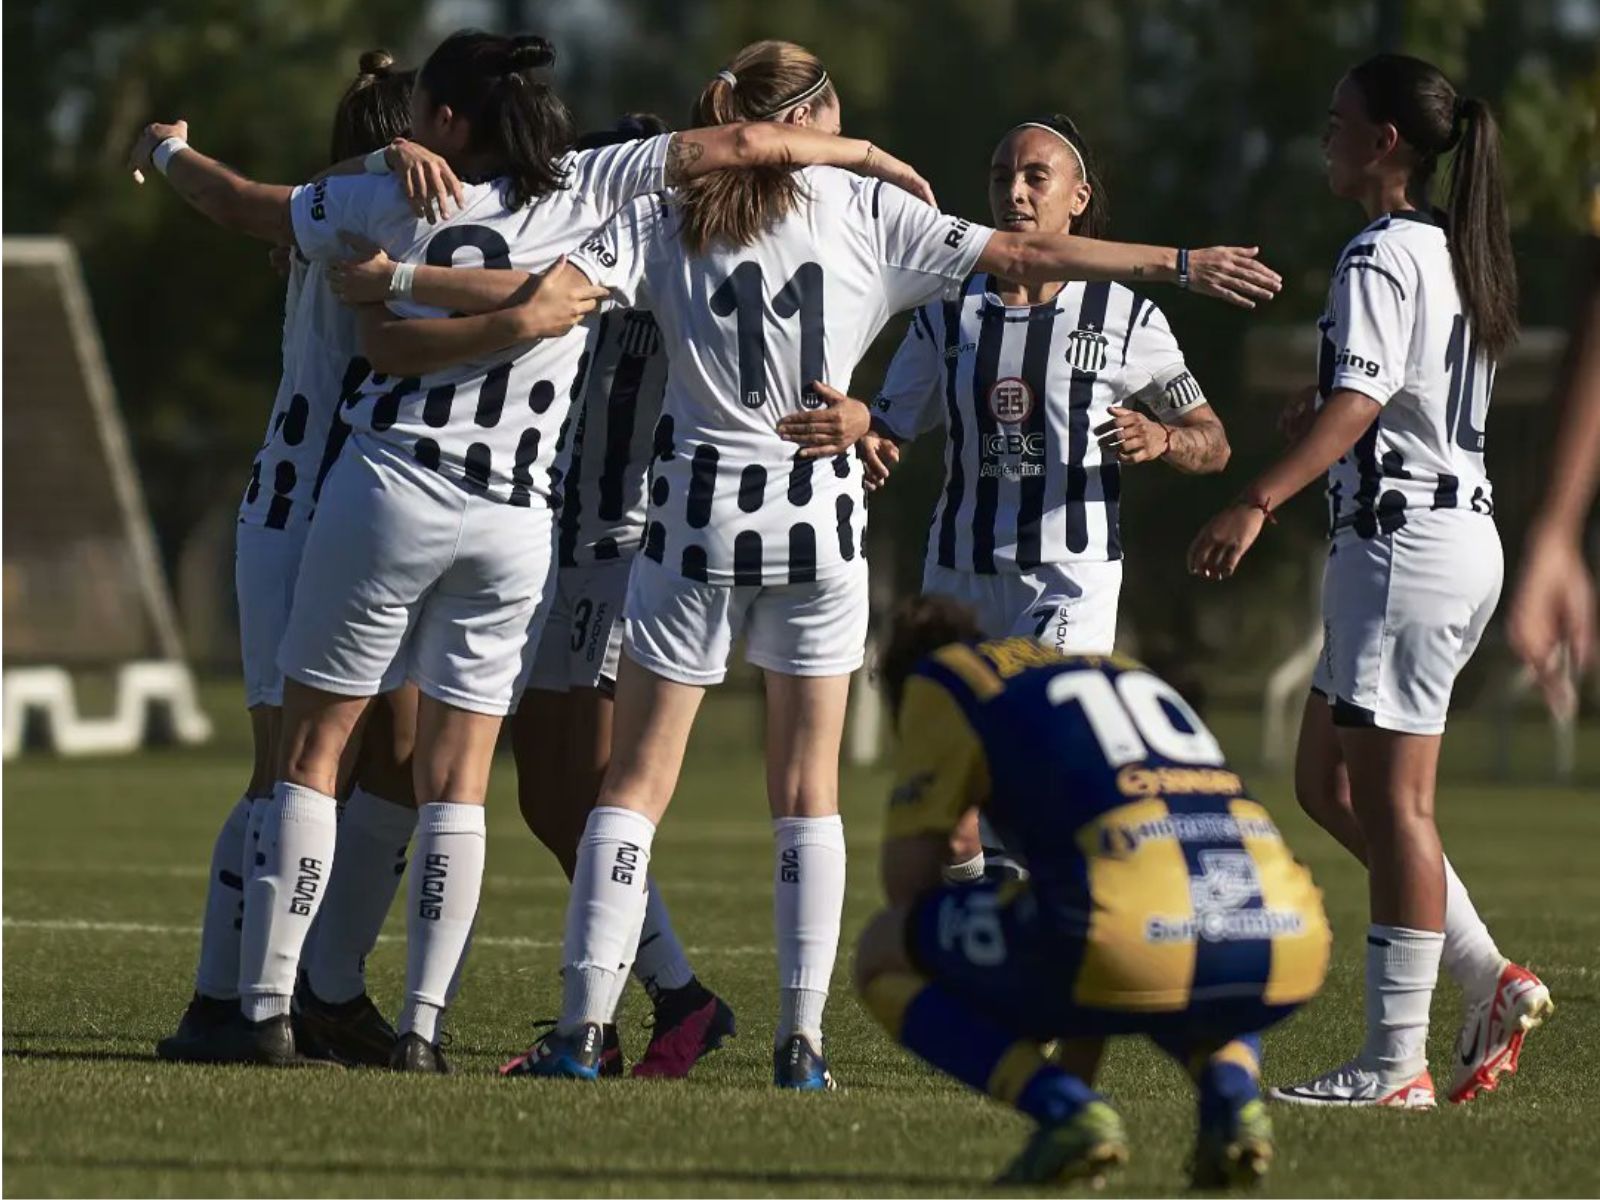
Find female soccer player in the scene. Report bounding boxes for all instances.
[157,52,427,1068]
[1188,54,1552,1107]
[500,39,1283,1088]
[131,28,948,1071]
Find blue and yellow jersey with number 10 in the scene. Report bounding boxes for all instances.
[888,638,1330,1014]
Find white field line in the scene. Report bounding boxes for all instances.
[0,915,776,958]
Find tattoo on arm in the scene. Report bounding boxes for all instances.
[663,134,706,187]
[1163,414,1230,474]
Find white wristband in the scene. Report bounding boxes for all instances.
[363,147,391,175]
[388,261,417,301]
[152,137,189,175]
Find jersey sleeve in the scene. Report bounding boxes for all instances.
[872,310,947,440]
[567,194,663,310]
[868,182,994,313]
[288,174,399,262]
[565,135,671,219]
[1325,239,1417,404]
[1120,302,1209,423]
[884,674,990,841]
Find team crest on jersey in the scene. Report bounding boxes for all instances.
[618,311,661,359]
[1066,326,1109,373]
[987,376,1034,425]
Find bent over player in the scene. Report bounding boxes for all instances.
[854,597,1329,1188]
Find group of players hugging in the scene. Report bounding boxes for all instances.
[130,28,1550,1187]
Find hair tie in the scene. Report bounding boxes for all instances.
[755,70,830,119]
[1010,121,1089,182]
[716,69,737,88]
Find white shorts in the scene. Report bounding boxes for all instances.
[279,435,557,717]
[1311,511,1503,736]
[525,559,631,694]
[921,560,1123,653]
[623,554,869,686]
[235,521,310,709]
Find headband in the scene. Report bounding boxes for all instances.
[716,69,737,88]
[755,70,831,119]
[1010,121,1089,182]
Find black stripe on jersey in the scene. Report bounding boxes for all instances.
[1013,303,1058,570]
[423,384,455,428]
[463,443,492,492]
[686,445,718,528]
[915,305,938,345]
[1432,472,1459,509]
[871,180,884,218]
[282,395,308,445]
[475,362,510,427]
[1338,243,1378,266]
[1120,296,1145,366]
[788,458,813,506]
[265,462,296,530]
[788,523,817,584]
[1103,462,1123,559]
[683,543,709,582]
[598,348,649,521]
[558,403,589,559]
[968,304,1007,572]
[738,464,766,513]
[644,520,665,563]
[510,427,541,510]
[653,413,676,462]
[836,494,855,562]
[936,281,973,568]
[733,531,763,586]
[1337,260,1406,299]
[371,376,421,432]
[312,416,352,502]
[1063,282,1111,554]
[339,356,372,405]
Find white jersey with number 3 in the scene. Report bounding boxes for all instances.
[1318,209,1495,538]
[568,168,993,586]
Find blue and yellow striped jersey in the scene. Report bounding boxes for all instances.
[888,639,1329,1010]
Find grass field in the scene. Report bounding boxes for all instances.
[4,685,1599,1197]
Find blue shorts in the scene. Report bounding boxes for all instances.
[907,881,1304,1045]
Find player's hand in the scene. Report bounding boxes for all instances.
[327,232,395,303]
[1279,384,1319,443]
[384,138,465,224]
[1094,406,1169,464]
[1506,523,1597,690]
[859,433,900,493]
[128,119,188,181]
[777,382,872,458]
[1187,503,1266,580]
[511,258,610,340]
[1186,246,1282,309]
[859,144,937,208]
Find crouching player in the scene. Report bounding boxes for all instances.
[853,597,1330,1188]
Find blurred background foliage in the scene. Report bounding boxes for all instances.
[4,0,1597,695]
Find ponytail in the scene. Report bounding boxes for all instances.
[328,50,415,164]
[1348,54,1518,359]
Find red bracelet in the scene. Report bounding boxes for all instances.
[1240,493,1277,524]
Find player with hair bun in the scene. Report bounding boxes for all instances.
[1189,53,1552,1108]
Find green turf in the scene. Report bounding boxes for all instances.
[4,686,1599,1197]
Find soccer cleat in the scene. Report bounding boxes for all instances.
[996,1100,1129,1188]
[633,981,737,1079]
[1448,961,1554,1103]
[599,1024,626,1078]
[773,1033,837,1091]
[498,1021,604,1080]
[389,1031,451,1074]
[1192,1097,1274,1189]
[1269,1060,1436,1108]
[160,1011,313,1068]
[293,974,398,1068]
[155,993,238,1062]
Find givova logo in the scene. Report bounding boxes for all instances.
[289,856,323,916]
[611,841,642,886]
[780,848,800,883]
[419,852,449,921]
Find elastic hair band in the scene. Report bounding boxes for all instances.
[756,70,830,119]
[1011,121,1089,182]
[716,69,737,88]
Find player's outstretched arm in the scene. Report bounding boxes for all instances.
[328,234,544,313]
[1094,404,1231,474]
[664,126,935,205]
[979,235,1281,309]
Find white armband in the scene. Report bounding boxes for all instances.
[388,261,417,301]
[152,137,189,175]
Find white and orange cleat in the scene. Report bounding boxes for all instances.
[1269,1061,1437,1109]
[1448,961,1554,1104]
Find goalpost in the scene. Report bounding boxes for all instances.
[2,237,211,757]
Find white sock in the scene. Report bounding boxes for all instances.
[194,795,252,1000]
[242,794,273,882]
[305,787,417,1003]
[399,802,486,1043]
[943,853,986,884]
[559,806,656,1034]
[632,879,696,999]
[1441,855,1506,996]
[772,814,846,1045]
[1361,923,1445,1079]
[238,782,339,1022]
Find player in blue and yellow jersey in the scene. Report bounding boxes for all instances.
[853,596,1330,1188]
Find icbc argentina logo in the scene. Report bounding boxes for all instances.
[987,376,1034,425]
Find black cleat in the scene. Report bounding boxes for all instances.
[155,993,238,1062]
[599,1023,626,1078]
[633,980,736,1079]
[390,1031,452,1074]
[294,975,398,1067]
